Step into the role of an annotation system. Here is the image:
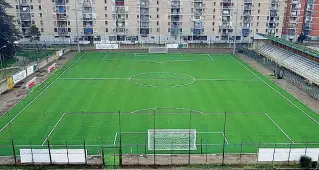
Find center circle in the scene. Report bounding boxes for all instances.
[128,72,195,87]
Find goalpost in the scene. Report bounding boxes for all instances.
[148,47,168,54]
[148,129,197,150]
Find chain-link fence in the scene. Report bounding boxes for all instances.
[0,139,318,166]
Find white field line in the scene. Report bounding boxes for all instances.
[264,113,294,143]
[0,52,86,132]
[228,54,319,125]
[102,53,108,60]
[59,77,259,82]
[59,77,127,80]
[41,113,66,145]
[196,78,259,82]
[113,132,118,145]
[207,54,215,61]
[221,132,229,144]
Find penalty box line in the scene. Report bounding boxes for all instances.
[0,52,87,133]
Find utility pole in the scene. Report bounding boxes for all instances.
[75,0,81,52]
[233,0,239,54]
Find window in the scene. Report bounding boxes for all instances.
[258,10,260,13]
[105,21,108,25]
[212,22,215,26]
[106,28,108,32]
[105,6,107,10]
[157,8,159,12]
[41,28,44,32]
[157,28,160,32]
[258,3,260,7]
[105,14,107,17]
[214,2,216,6]
[157,14,159,18]
[39,5,41,10]
[256,29,258,33]
[157,21,159,25]
[39,13,42,17]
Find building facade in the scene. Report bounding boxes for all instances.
[7,0,287,44]
[282,0,319,41]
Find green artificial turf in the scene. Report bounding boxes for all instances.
[0,52,318,156]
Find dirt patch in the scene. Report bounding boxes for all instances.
[237,54,319,114]
[0,51,77,116]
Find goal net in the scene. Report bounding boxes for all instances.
[148,129,197,150]
[148,47,168,54]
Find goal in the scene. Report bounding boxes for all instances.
[148,47,168,54]
[148,129,197,150]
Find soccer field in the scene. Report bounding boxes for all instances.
[0,52,318,156]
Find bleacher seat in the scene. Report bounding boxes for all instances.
[258,44,319,85]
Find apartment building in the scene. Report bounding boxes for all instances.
[282,0,319,41]
[7,0,286,44]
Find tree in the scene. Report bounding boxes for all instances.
[27,25,41,51]
[0,0,21,60]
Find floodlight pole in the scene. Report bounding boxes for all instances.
[75,1,81,52]
[233,0,239,54]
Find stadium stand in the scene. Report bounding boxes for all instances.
[258,44,319,85]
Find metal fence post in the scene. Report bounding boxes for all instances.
[30,140,34,164]
[47,140,52,164]
[137,140,139,165]
[200,139,203,155]
[11,140,17,165]
[83,140,87,165]
[272,142,277,165]
[305,141,308,156]
[66,140,69,165]
[101,148,105,166]
[239,142,243,162]
[205,141,208,164]
[288,142,292,164]
[257,140,260,163]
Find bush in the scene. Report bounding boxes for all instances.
[311,161,318,168]
[299,155,312,168]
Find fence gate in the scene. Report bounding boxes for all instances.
[102,147,120,168]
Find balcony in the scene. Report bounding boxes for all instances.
[140,22,149,28]
[115,28,127,35]
[170,28,180,35]
[140,3,149,8]
[171,2,180,8]
[140,28,149,35]
[20,13,31,21]
[57,14,68,20]
[55,0,66,5]
[19,6,30,13]
[57,28,68,35]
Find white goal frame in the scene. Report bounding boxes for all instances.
[148,129,197,151]
[148,47,168,54]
